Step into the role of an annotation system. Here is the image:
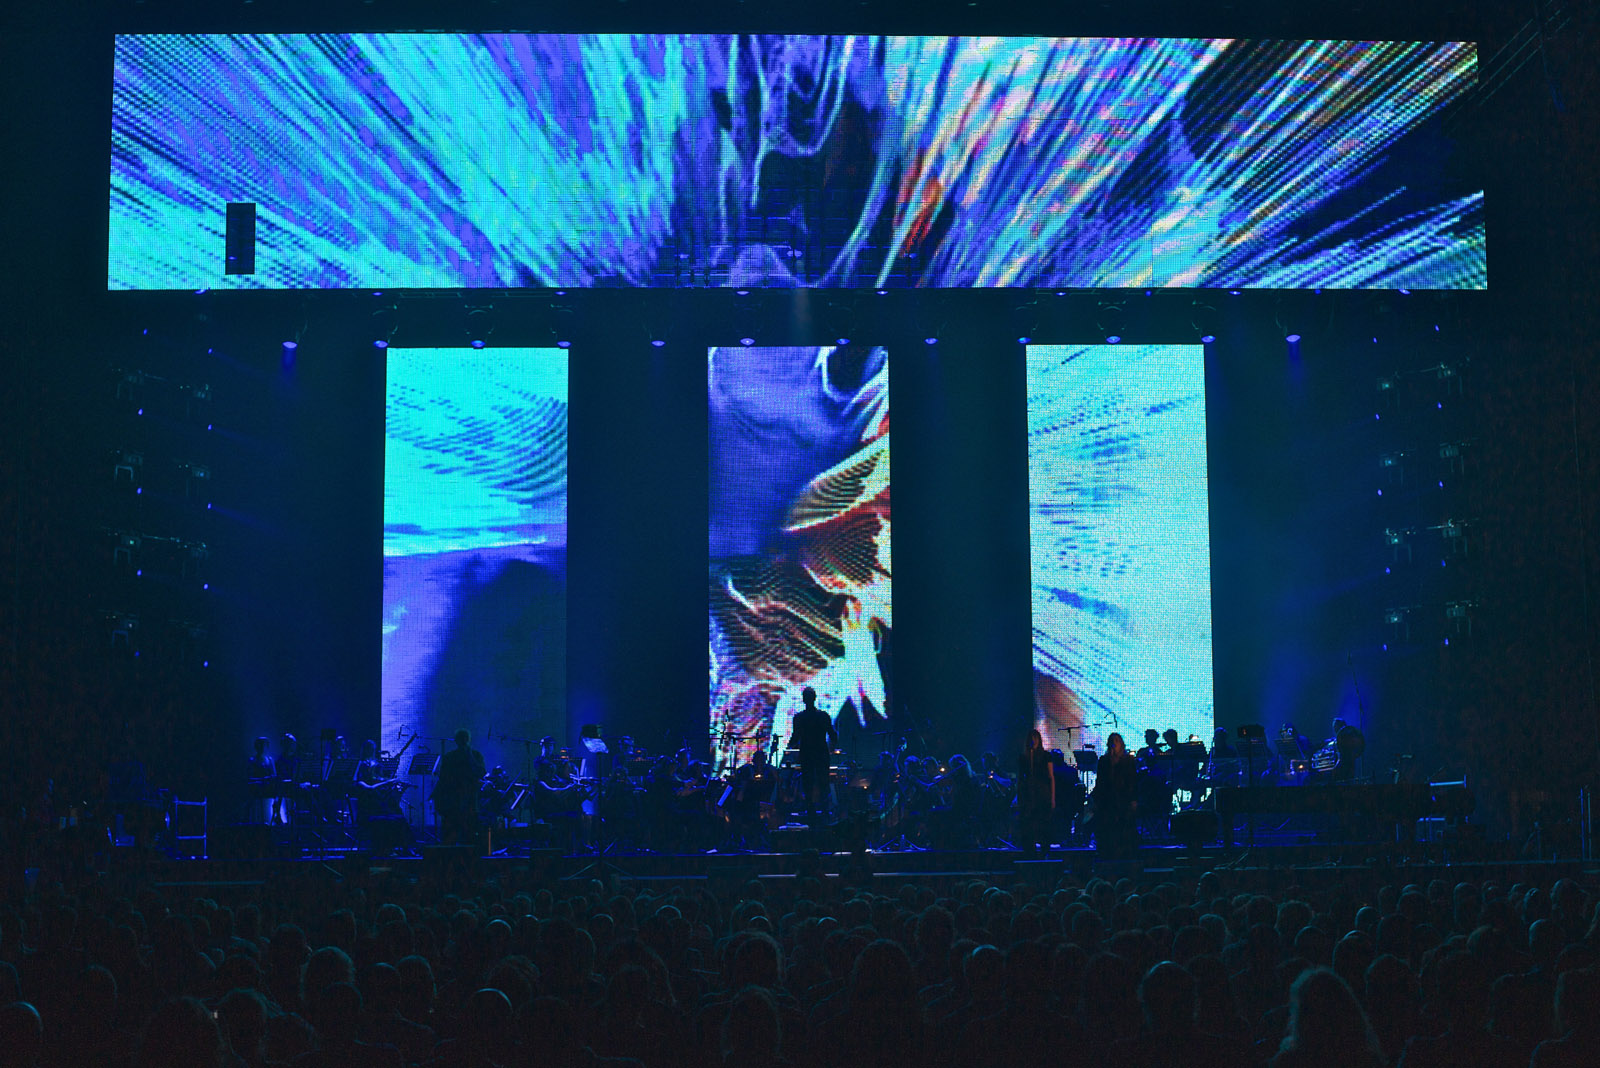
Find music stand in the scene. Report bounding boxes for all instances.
[406,753,439,777]
[1234,724,1271,848]
[325,757,359,786]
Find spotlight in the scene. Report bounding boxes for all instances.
[1285,333,1302,343]
[373,340,388,349]
[282,341,297,352]
[1018,336,1031,344]
[739,337,754,346]
[470,339,486,349]
[1200,334,1215,344]
[924,337,938,345]
[836,337,851,345]
[1106,335,1121,344]
[650,339,665,348]
[558,340,571,349]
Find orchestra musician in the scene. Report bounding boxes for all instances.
[273,733,301,825]
[1137,729,1165,764]
[1326,717,1366,782]
[1016,729,1056,854]
[730,749,779,847]
[532,737,572,803]
[433,729,485,845]
[1090,732,1138,858]
[355,739,382,787]
[790,686,839,823]
[672,745,708,789]
[246,737,275,825]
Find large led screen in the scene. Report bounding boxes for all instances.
[111,35,1481,291]
[1028,344,1213,753]
[709,345,890,773]
[382,348,567,757]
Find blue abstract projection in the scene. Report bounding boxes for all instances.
[1027,345,1213,753]
[709,346,890,773]
[382,349,567,755]
[110,35,1482,290]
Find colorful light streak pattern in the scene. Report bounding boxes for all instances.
[382,348,567,755]
[1027,345,1214,752]
[110,34,1482,290]
[709,346,890,773]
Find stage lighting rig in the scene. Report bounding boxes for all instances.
[464,302,496,348]
[107,529,143,569]
[102,610,139,650]
[113,367,169,410]
[176,381,212,423]
[1428,518,1474,557]
[175,461,211,498]
[1444,599,1478,638]
[371,298,400,349]
[1188,298,1220,344]
[180,540,210,577]
[1095,300,1127,338]
[1427,362,1464,395]
[1438,440,1472,474]
[1383,527,1416,563]
[1379,450,1408,485]
[111,448,144,484]
[1384,606,1415,642]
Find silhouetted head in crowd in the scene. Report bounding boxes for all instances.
[1279,967,1384,1067]
[138,997,224,1068]
[455,729,471,750]
[301,946,354,1005]
[0,1002,43,1068]
[722,986,780,1066]
[1556,966,1600,1037]
[1140,961,1197,1036]
[216,989,267,1063]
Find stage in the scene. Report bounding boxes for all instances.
[87,842,1599,900]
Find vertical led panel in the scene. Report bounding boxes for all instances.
[708,345,890,773]
[1027,344,1213,751]
[382,348,568,755]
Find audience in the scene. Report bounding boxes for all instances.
[0,860,1598,1067]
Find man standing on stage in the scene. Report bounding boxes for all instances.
[434,728,485,845]
[790,686,838,824]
